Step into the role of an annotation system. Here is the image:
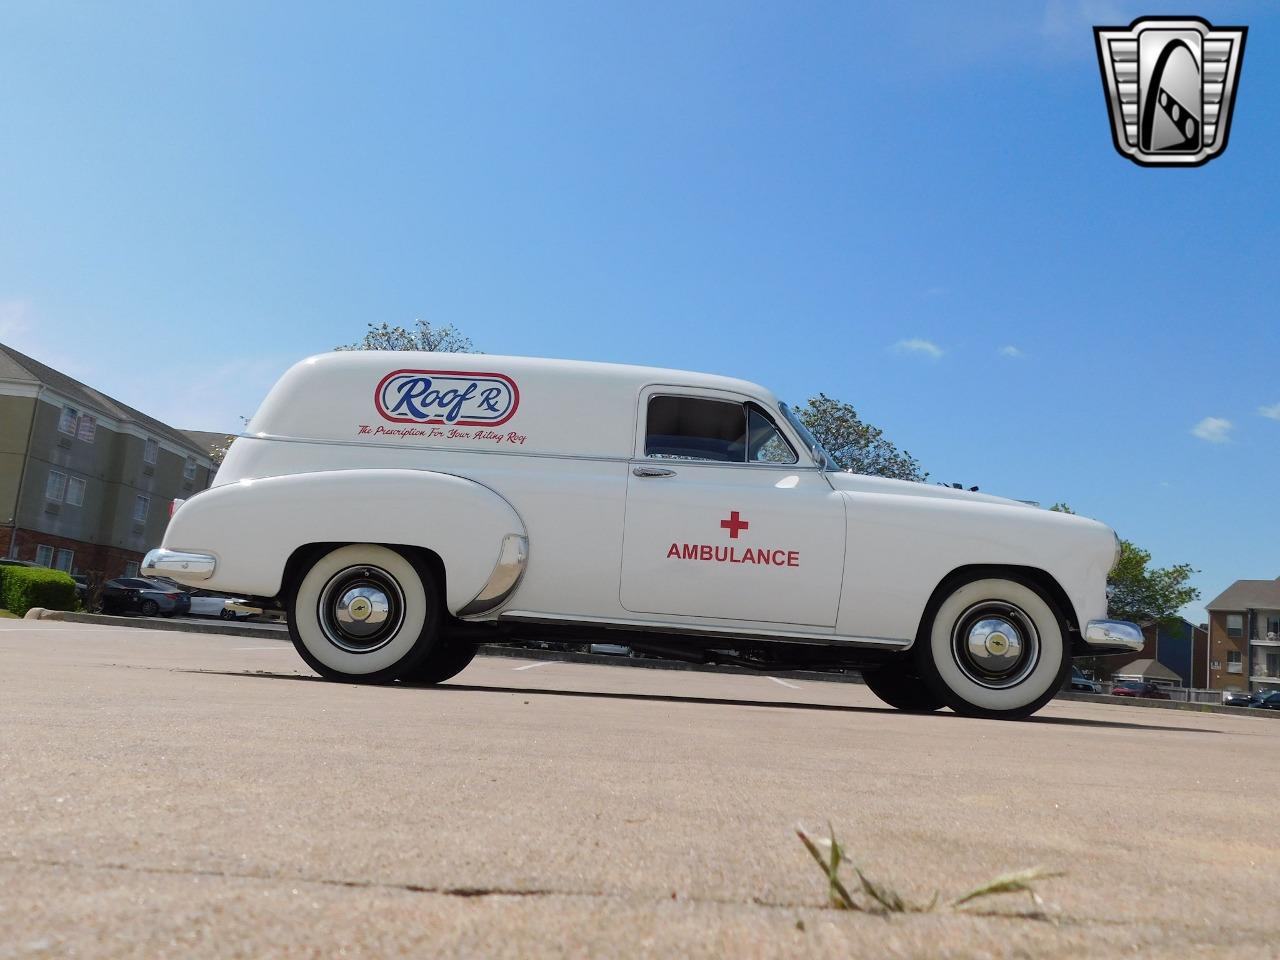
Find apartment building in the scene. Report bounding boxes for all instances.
[1,343,215,578]
[1205,577,1280,694]
[1129,618,1208,688]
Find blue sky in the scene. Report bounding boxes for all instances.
[1,1,1276,621]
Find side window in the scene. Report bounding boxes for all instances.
[645,396,747,462]
[746,405,797,464]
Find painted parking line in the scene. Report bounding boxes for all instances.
[513,660,553,671]
[766,676,800,690]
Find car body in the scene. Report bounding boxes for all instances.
[144,352,1141,718]
[187,588,255,620]
[1068,666,1102,694]
[101,577,191,617]
[1249,690,1280,710]
[1111,680,1171,700]
[1222,690,1255,708]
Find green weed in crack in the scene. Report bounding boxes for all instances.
[796,824,1061,917]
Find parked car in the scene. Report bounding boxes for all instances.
[588,643,632,657]
[1222,690,1256,708]
[1068,666,1102,694]
[1248,690,1280,710]
[188,588,255,620]
[143,352,1142,719]
[100,577,191,617]
[1111,680,1171,700]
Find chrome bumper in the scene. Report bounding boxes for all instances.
[141,548,216,582]
[1083,619,1144,653]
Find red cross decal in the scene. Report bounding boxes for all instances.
[720,510,749,539]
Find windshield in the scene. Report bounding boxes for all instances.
[779,402,837,471]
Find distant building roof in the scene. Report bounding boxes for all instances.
[180,430,232,459]
[0,341,209,459]
[1206,578,1280,612]
[1113,658,1183,683]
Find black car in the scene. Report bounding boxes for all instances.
[1249,691,1280,710]
[100,577,191,617]
[1222,691,1256,708]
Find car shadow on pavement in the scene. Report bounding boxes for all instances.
[183,669,1219,734]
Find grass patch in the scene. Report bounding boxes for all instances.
[0,608,17,619]
[797,823,1062,917]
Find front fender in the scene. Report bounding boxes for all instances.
[162,469,527,613]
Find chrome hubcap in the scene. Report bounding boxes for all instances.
[952,603,1040,689]
[318,566,405,653]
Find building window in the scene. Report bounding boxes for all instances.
[53,549,73,573]
[58,406,79,435]
[1226,614,1244,639]
[143,437,159,464]
[65,476,86,507]
[133,495,150,523]
[124,561,140,578]
[76,413,97,442]
[1227,650,1243,674]
[183,457,197,481]
[34,544,54,567]
[45,470,68,502]
[1268,616,1280,638]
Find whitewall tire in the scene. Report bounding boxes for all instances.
[288,544,441,683]
[914,576,1068,719]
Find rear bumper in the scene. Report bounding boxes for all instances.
[1083,619,1144,653]
[142,548,216,582]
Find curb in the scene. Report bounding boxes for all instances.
[26,610,1278,718]
[37,609,286,640]
[1053,690,1277,719]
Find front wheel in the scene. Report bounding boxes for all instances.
[914,576,1069,720]
[288,544,442,683]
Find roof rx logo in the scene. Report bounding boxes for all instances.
[375,369,520,426]
[1094,17,1246,167]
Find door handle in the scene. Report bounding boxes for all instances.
[632,465,676,478]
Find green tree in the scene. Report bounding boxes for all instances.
[796,394,927,481]
[336,319,476,353]
[1049,503,1199,624]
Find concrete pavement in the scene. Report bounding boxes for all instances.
[2,619,1277,958]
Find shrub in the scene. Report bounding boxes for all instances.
[0,565,77,617]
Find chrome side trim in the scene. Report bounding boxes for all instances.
[497,611,911,650]
[456,535,529,618]
[1083,619,1144,653]
[142,548,216,582]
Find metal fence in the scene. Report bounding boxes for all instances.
[1096,681,1226,704]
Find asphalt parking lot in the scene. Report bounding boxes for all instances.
[3,620,1278,959]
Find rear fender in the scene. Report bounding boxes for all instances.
[161,469,526,614]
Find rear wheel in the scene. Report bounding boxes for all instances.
[219,608,235,620]
[862,663,944,712]
[288,544,442,683]
[401,633,478,685]
[914,575,1069,720]
[139,599,159,617]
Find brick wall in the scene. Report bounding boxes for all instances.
[1206,611,1249,691]
[2,525,142,579]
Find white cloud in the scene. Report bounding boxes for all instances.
[892,338,944,360]
[1191,417,1233,444]
[0,299,30,339]
[999,345,1023,358]
[1041,1,1125,39]
[1259,402,1280,421]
